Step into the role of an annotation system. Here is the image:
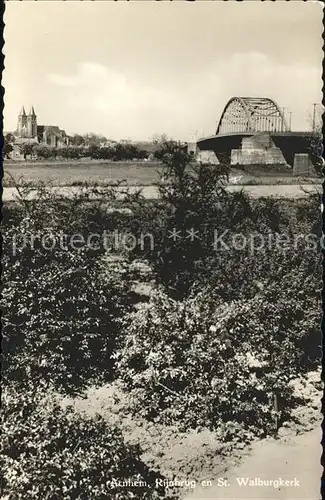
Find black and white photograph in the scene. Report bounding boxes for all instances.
[1,1,323,499]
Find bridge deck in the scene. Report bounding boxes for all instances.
[196,131,315,167]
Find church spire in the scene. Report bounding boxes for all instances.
[29,106,36,117]
[19,106,26,116]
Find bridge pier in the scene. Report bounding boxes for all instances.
[215,152,231,165]
[293,154,318,177]
[230,134,288,166]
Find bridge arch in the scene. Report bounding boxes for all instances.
[216,97,289,135]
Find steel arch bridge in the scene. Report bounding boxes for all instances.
[216,97,289,135]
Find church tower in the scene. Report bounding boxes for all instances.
[27,106,37,138]
[17,106,27,137]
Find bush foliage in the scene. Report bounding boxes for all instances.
[2,184,137,394]
[115,263,320,434]
[125,140,321,299]
[1,385,177,500]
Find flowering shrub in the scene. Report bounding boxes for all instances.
[115,269,320,434]
[2,215,137,394]
[1,385,178,500]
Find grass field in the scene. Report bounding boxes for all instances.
[3,160,321,187]
[3,161,162,187]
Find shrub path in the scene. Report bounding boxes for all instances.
[184,371,322,500]
[62,371,321,500]
[2,184,321,202]
[184,427,322,499]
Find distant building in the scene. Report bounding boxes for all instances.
[12,106,69,159]
[17,106,37,138]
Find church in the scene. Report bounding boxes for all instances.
[12,106,69,158]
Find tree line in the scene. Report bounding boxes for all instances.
[2,132,155,161]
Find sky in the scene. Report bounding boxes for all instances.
[3,1,323,141]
